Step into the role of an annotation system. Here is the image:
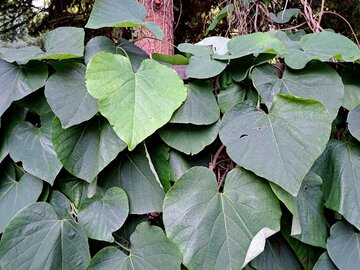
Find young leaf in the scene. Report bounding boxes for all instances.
[8,113,62,184]
[327,222,360,270]
[85,52,187,150]
[78,187,129,242]
[0,202,90,270]
[87,223,182,270]
[163,167,281,270]
[0,160,43,233]
[0,59,48,116]
[45,62,98,128]
[220,95,331,195]
[52,116,126,182]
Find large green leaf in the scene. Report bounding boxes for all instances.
[0,202,90,270]
[0,160,43,233]
[0,59,48,116]
[159,121,220,155]
[99,144,164,214]
[320,141,360,229]
[45,62,98,128]
[250,234,303,270]
[284,31,360,69]
[0,46,44,64]
[341,67,360,110]
[186,55,227,79]
[36,27,85,60]
[313,252,338,270]
[85,52,187,150]
[163,167,281,270]
[215,32,287,60]
[52,116,126,182]
[327,222,360,270]
[170,81,220,125]
[8,113,62,184]
[78,187,129,242]
[271,169,328,247]
[85,0,163,39]
[348,105,360,141]
[218,82,246,113]
[87,223,182,270]
[251,62,344,119]
[220,95,331,195]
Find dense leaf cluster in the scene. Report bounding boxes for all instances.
[1,0,360,269]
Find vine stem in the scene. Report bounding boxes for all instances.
[209,144,225,171]
[114,240,131,253]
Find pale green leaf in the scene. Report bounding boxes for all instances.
[185,55,227,79]
[220,96,331,195]
[86,52,187,150]
[163,167,281,270]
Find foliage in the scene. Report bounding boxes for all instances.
[1,0,360,269]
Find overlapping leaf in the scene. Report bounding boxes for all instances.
[0,59,48,116]
[252,62,344,119]
[0,160,43,233]
[52,116,126,182]
[347,105,360,141]
[85,0,163,39]
[163,167,281,270]
[220,95,331,195]
[8,113,62,184]
[87,223,182,270]
[313,252,338,270]
[86,52,187,150]
[0,202,90,270]
[341,67,360,110]
[45,62,98,128]
[78,187,129,242]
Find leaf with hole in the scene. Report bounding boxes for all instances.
[220,95,331,195]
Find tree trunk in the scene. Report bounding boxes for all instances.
[136,0,174,56]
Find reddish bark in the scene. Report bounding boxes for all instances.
[136,0,174,56]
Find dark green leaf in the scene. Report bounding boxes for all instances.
[0,202,90,270]
[84,36,116,64]
[52,116,126,182]
[220,95,331,195]
[45,62,98,128]
[313,252,338,270]
[163,167,281,270]
[341,67,360,110]
[348,105,360,141]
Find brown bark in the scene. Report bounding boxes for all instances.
[136,0,174,56]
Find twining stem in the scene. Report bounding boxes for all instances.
[114,240,131,253]
[209,144,225,171]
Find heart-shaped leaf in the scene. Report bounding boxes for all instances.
[159,121,220,155]
[170,82,220,125]
[319,141,360,230]
[45,62,98,128]
[0,160,43,233]
[85,0,163,39]
[186,55,227,79]
[252,62,344,119]
[0,202,90,270]
[52,116,126,182]
[313,252,338,270]
[0,59,48,116]
[327,222,360,270]
[8,113,62,184]
[99,144,164,214]
[163,166,281,270]
[220,95,331,195]
[271,169,328,247]
[348,105,360,142]
[78,187,129,242]
[87,223,182,270]
[85,52,187,150]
